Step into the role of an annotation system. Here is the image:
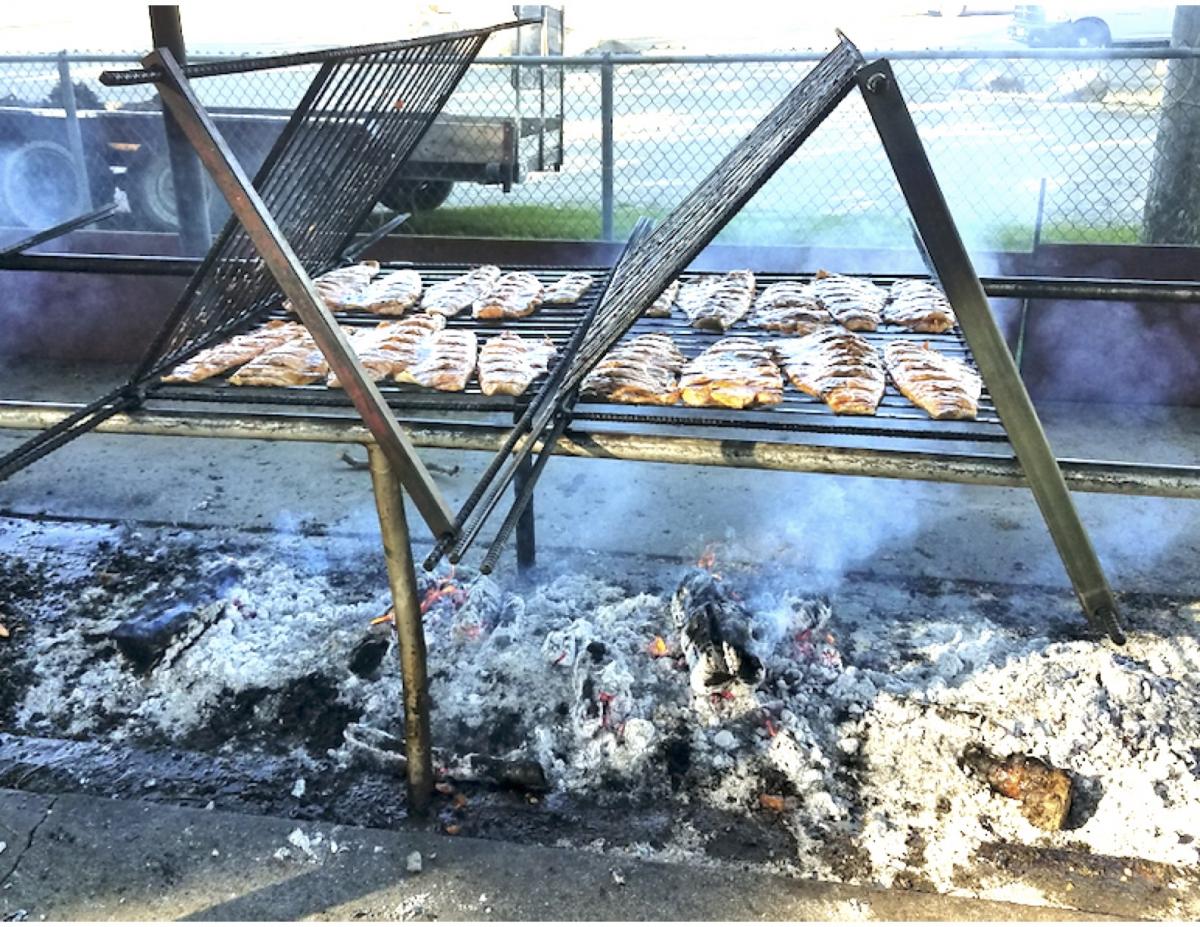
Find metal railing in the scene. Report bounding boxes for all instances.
[1,46,1198,249]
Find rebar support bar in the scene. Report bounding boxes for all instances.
[367,445,434,816]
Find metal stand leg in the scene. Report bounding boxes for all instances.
[367,444,434,815]
[858,59,1124,643]
[513,408,536,570]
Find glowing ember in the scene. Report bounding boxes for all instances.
[696,543,718,571]
[649,636,669,657]
[421,569,467,616]
[369,611,393,626]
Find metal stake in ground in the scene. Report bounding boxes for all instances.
[368,445,434,815]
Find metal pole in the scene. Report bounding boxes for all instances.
[512,406,536,569]
[858,59,1123,643]
[599,53,614,240]
[1015,177,1047,371]
[56,52,92,208]
[148,5,212,255]
[367,445,434,816]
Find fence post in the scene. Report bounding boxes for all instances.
[600,53,614,241]
[57,52,93,208]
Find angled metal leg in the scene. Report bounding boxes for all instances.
[145,47,454,540]
[368,445,434,816]
[857,59,1124,644]
[513,407,537,570]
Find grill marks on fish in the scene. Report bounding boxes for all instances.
[399,329,479,392]
[769,328,886,415]
[542,272,594,305]
[162,321,306,383]
[644,280,681,318]
[678,270,755,331]
[422,265,501,318]
[346,269,424,316]
[478,332,557,396]
[472,271,544,320]
[884,280,956,333]
[326,315,445,387]
[680,336,783,409]
[748,281,833,334]
[228,331,330,386]
[810,270,886,332]
[581,333,686,405]
[283,260,380,313]
[884,340,982,420]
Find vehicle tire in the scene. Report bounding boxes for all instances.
[124,149,226,232]
[378,178,454,213]
[0,139,91,228]
[1074,19,1111,48]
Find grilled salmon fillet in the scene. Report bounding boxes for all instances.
[398,329,479,392]
[884,279,956,333]
[644,280,681,318]
[884,340,982,420]
[422,265,501,317]
[473,271,544,320]
[478,332,557,396]
[769,328,886,415]
[228,332,329,386]
[810,270,886,332]
[347,269,423,315]
[749,282,833,334]
[678,270,756,331]
[680,336,783,409]
[283,260,380,313]
[162,320,306,383]
[542,272,594,304]
[326,315,444,387]
[581,333,686,405]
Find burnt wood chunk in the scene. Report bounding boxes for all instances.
[961,744,1073,831]
[671,568,764,693]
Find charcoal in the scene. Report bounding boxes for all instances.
[671,568,764,693]
[348,634,390,678]
[961,744,1073,831]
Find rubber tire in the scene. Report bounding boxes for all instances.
[124,149,227,232]
[0,139,91,229]
[378,178,454,213]
[1073,19,1111,48]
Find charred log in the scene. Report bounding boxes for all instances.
[671,568,764,693]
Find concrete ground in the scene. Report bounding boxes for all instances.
[0,789,1114,921]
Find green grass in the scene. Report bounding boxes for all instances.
[399,203,1147,250]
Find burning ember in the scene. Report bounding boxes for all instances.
[648,635,670,658]
[421,569,467,616]
[696,543,719,573]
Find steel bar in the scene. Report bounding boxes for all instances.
[0,203,118,258]
[367,445,434,816]
[146,47,454,536]
[149,6,213,255]
[600,54,615,241]
[342,212,412,264]
[859,58,1123,643]
[56,52,92,209]
[6,399,1200,499]
[0,390,139,481]
[99,20,537,86]
[512,406,537,570]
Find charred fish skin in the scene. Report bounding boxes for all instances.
[326,315,444,387]
[478,332,557,397]
[671,568,765,693]
[581,333,686,406]
[678,270,756,332]
[227,332,330,387]
[769,328,886,416]
[644,279,681,318]
[542,272,594,305]
[884,279,956,334]
[884,339,982,420]
[749,281,833,335]
[347,268,424,316]
[162,320,306,384]
[472,271,545,321]
[679,336,783,410]
[810,269,886,332]
[283,260,380,313]
[422,265,501,318]
[398,329,479,392]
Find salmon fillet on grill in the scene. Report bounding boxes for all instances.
[581,333,686,405]
[769,328,886,415]
[679,336,783,409]
[644,279,680,318]
[473,271,544,320]
[678,270,756,331]
[162,320,306,383]
[810,269,886,332]
[422,265,501,318]
[478,332,557,396]
[347,269,423,316]
[283,260,380,313]
[228,332,329,386]
[326,315,444,387]
[542,272,594,305]
[748,281,833,335]
[883,279,956,333]
[398,329,479,392]
[884,339,982,420]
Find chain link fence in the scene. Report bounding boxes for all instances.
[0,48,1196,250]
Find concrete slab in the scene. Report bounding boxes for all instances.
[0,789,53,884]
[0,790,1114,922]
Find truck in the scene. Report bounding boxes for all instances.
[0,7,564,232]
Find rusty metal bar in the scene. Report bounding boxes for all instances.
[367,444,434,816]
[143,47,453,537]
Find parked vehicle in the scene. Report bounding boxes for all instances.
[1009,3,1177,47]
